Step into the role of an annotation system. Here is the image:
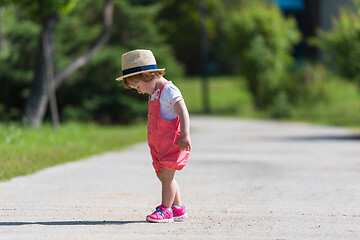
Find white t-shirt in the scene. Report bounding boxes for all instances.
[150,82,183,121]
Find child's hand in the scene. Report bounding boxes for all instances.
[176,134,191,151]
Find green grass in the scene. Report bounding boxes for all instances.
[175,76,259,117]
[292,80,360,127]
[0,122,146,181]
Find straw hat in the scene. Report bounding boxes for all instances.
[115,49,165,81]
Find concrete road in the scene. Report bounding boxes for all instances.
[0,116,359,239]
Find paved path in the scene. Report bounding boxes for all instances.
[1,116,360,239]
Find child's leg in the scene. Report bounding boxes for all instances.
[156,167,182,208]
[172,179,182,207]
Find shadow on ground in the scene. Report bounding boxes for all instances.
[264,134,360,142]
[0,220,146,226]
[286,134,360,141]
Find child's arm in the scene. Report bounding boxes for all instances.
[173,100,191,151]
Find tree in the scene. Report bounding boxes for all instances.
[55,0,184,124]
[312,0,360,86]
[225,1,300,110]
[15,0,114,126]
[156,0,225,75]
[0,0,184,124]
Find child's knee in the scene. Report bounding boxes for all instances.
[156,171,170,183]
[156,168,175,183]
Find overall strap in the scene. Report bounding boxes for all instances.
[158,81,172,95]
[149,81,172,101]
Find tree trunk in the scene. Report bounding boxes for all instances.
[22,0,114,126]
[248,76,263,110]
[0,8,5,52]
[43,27,60,129]
[22,13,59,126]
[54,0,113,89]
[199,0,210,114]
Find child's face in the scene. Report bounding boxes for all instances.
[129,79,156,95]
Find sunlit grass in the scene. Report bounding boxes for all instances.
[292,80,360,127]
[0,122,146,181]
[175,76,260,117]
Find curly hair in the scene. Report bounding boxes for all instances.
[122,70,165,89]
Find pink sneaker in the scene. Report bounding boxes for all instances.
[146,205,174,223]
[172,205,187,222]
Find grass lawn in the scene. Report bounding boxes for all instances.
[175,76,263,118]
[0,122,146,181]
[292,80,360,127]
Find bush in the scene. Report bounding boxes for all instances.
[271,92,292,118]
[224,1,301,110]
[312,0,360,85]
[0,11,39,122]
[284,63,328,105]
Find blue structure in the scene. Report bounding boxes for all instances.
[275,0,354,60]
[277,0,304,10]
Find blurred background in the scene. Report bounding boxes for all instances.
[0,0,359,126]
[0,0,360,179]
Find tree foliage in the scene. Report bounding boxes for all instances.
[156,0,227,75]
[312,0,360,85]
[0,0,184,124]
[0,7,39,121]
[4,0,339,123]
[224,1,301,110]
[1,0,77,20]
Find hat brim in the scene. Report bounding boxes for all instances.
[116,68,165,81]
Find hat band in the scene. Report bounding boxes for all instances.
[122,64,158,76]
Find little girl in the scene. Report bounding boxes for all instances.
[116,49,191,223]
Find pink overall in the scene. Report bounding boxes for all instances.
[147,82,190,173]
